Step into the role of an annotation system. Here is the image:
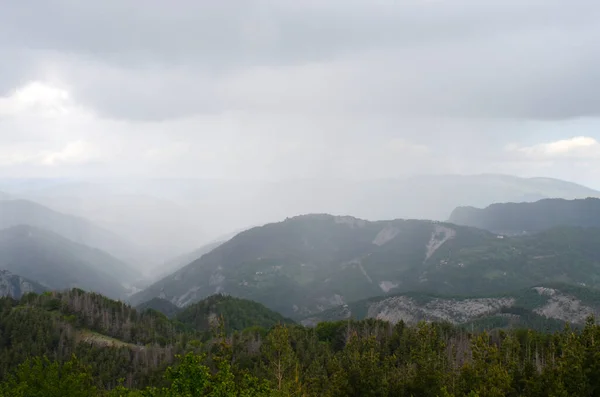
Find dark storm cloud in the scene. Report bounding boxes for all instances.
[0,1,594,64]
[1,1,599,121]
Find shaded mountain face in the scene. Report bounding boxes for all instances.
[0,269,46,299]
[174,294,294,333]
[136,297,181,318]
[0,225,131,299]
[449,197,600,234]
[0,199,143,278]
[302,283,600,331]
[133,214,600,319]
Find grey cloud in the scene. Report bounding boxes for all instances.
[1,1,600,120]
[1,1,594,65]
[0,50,37,95]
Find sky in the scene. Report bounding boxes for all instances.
[1,1,600,188]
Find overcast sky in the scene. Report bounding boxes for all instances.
[1,1,600,187]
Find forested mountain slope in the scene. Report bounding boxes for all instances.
[131,215,496,316]
[0,289,183,390]
[134,214,600,318]
[449,197,600,234]
[4,289,600,396]
[0,225,132,299]
[175,294,294,333]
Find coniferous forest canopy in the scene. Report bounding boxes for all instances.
[1,289,600,396]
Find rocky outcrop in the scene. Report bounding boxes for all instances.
[0,269,46,298]
[304,285,600,327]
[366,296,514,325]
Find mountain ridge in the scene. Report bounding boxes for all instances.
[0,225,132,299]
[132,213,600,319]
[449,197,600,234]
[3,174,598,260]
[0,199,143,277]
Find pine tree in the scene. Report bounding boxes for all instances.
[261,325,302,396]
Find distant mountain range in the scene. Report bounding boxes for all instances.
[340,174,600,221]
[2,177,600,327]
[2,174,598,266]
[449,197,600,234]
[0,225,133,299]
[0,199,144,274]
[132,210,600,319]
[0,269,46,299]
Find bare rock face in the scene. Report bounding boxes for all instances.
[425,225,456,261]
[372,226,400,246]
[305,285,600,328]
[334,216,367,228]
[366,295,515,325]
[0,269,46,299]
[533,287,600,323]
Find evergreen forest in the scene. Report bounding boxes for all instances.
[2,290,600,396]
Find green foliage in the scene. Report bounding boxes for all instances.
[0,356,97,397]
[6,289,600,396]
[260,325,302,395]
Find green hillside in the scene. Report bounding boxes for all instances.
[175,294,294,333]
